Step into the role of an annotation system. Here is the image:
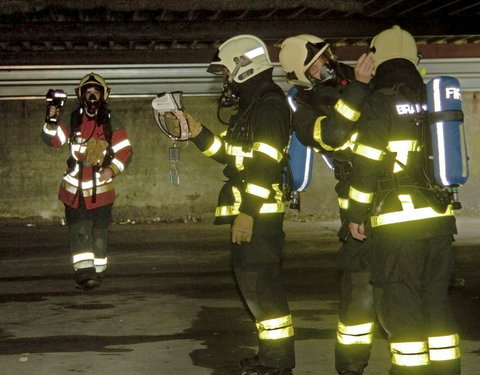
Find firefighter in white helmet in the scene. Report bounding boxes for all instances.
[346,25,461,375]
[167,35,294,375]
[41,72,132,290]
[279,35,374,375]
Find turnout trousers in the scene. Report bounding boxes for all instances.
[65,200,112,284]
[371,233,461,375]
[230,213,295,370]
[336,235,375,374]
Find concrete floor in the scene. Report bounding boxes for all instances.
[0,218,479,375]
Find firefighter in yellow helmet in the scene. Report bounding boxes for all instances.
[279,35,375,375]
[41,72,132,290]
[347,26,461,374]
[167,35,294,374]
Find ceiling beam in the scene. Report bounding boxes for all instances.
[1,17,479,43]
[1,43,479,66]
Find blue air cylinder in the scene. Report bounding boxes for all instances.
[286,86,314,192]
[426,76,469,187]
[288,131,314,192]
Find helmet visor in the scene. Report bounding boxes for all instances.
[304,41,329,67]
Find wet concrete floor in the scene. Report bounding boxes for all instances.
[0,218,479,374]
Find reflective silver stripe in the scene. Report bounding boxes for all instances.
[334,99,361,122]
[111,157,125,172]
[94,257,108,266]
[73,252,95,270]
[43,123,57,136]
[42,123,67,144]
[349,186,373,204]
[63,174,110,189]
[94,257,108,273]
[203,136,222,157]
[62,180,114,197]
[112,139,131,152]
[73,252,95,263]
[252,142,283,162]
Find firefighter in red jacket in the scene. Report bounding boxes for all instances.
[41,72,132,290]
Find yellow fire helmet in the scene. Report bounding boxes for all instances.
[279,34,334,89]
[75,72,111,101]
[207,34,273,83]
[370,25,420,74]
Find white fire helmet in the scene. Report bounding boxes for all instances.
[279,34,335,89]
[207,34,273,83]
[370,25,420,74]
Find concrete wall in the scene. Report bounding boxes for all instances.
[1,93,478,223]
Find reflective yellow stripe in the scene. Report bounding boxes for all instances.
[246,183,270,199]
[257,315,294,340]
[313,116,354,151]
[391,341,429,367]
[337,332,372,345]
[392,353,430,367]
[258,315,292,330]
[259,202,285,213]
[215,185,284,217]
[225,143,253,158]
[253,142,283,162]
[349,186,373,204]
[272,183,283,203]
[429,334,461,361]
[337,321,374,345]
[353,143,384,161]
[203,136,222,157]
[338,321,374,335]
[387,140,420,173]
[430,347,461,361]
[216,202,285,216]
[428,334,459,348]
[338,197,349,210]
[259,326,294,340]
[235,155,244,171]
[334,99,361,122]
[371,194,454,227]
[392,341,428,354]
[313,116,334,151]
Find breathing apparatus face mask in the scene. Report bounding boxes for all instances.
[82,86,104,116]
[306,57,337,86]
[218,73,240,108]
